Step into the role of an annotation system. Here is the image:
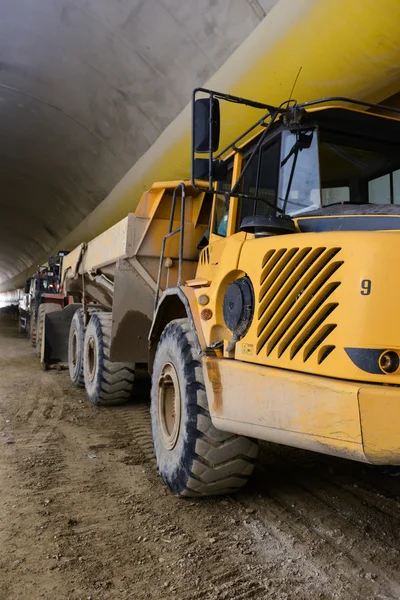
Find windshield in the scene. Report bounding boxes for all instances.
[318,130,400,207]
[277,128,400,215]
[278,129,319,216]
[236,125,400,227]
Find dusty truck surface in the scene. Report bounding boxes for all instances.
[18,279,32,335]
[42,89,400,496]
[22,251,69,352]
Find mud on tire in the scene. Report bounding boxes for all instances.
[30,311,37,347]
[36,303,62,356]
[83,312,135,406]
[151,318,259,497]
[68,306,102,387]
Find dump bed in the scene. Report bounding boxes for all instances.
[45,181,210,368]
[62,215,136,280]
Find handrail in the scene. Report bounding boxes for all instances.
[154,182,186,311]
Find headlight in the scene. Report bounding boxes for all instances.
[223,276,254,339]
[379,351,400,374]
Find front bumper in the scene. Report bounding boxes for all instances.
[203,357,400,465]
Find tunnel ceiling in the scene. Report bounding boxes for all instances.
[0,0,276,285]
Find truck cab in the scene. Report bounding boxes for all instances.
[187,92,400,470]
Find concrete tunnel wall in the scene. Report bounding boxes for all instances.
[0,0,277,287]
[2,0,400,296]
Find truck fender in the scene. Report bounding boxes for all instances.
[42,303,82,366]
[148,286,206,372]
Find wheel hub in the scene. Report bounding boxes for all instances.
[71,330,78,369]
[87,335,97,382]
[158,362,181,450]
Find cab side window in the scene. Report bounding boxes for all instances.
[212,166,233,238]
[212,194,229,237]
[238,138,281,227]
[368,170,400,204]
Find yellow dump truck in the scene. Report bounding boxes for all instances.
[42,89,400,496]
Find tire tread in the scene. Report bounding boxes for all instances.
[84,312,135,406]
[152,318,258,497]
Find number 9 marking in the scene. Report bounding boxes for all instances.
[361,279,371,295]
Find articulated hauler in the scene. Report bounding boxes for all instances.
[41,90,400,496]
[19,252,68,349]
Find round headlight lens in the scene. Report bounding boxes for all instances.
[223,276,254,337]
[379,351,400,374]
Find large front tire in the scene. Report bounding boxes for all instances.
[151,319,259,497]
[83,312,135,406]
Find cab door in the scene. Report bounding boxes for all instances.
[195,155,248,348]
[197,154,244,281]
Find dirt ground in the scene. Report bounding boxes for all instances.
[1,316,400,600]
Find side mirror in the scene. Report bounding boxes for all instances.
[24,279,31,294]
[194,97,220,153]
[193,158,228,181]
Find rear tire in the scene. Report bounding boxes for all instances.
[151,318,259,497]
[68,307,102,387]
[36,303,62,356]
[83,312,135,406]
[30,311,37,347]
[26,315,31,339]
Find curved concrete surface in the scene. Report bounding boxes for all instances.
[51,0,400,269]
[2,0,400,294]
[0,0,274,285]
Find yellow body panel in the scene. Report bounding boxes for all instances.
[196,229,400,385]
[203,356,400,465]
[359,386,400,463]
[197,233,246,347]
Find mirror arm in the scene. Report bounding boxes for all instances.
[230,109,281,197]
[194,87,283,112]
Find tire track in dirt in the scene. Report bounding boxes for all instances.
[43,398,273,599]
[1,316,400,600]
[233,446,400,599]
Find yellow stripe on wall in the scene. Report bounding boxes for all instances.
[4,0,400,289]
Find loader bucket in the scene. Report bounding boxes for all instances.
[41,303,81,367]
